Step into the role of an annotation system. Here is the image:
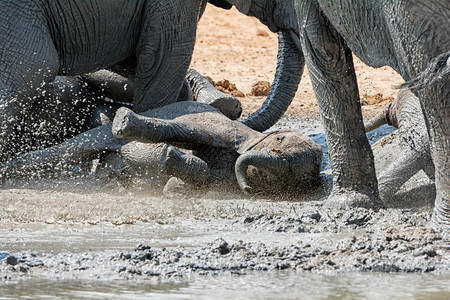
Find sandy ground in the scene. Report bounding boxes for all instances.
[191,5,403,118]
[1,4,448,287]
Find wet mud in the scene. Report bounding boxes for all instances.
[0,115,448,285]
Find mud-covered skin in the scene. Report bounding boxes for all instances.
[403,52,450,229]
[2,69,228,162]
[1,205,448,281]
[5,76,121,157]
[2,101,322,193]
[112,102,322,194]
[367,53,450,228]
[285,0,450,228]
[0,70,241,188]
[365,88,433,202]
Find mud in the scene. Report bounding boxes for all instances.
[0,200,449,283]
[0,114,448,288]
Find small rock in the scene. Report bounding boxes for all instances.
[211,238,230,255]
[6,256,19,266]
[135,244,152,251]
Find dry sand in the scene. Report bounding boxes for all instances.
[191,5,403,118]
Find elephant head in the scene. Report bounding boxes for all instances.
[211,0,304,132]
[235,130,322,194]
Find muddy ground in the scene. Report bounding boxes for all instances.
[0,5,449,286]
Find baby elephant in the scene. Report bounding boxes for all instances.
[112,101,323,194]
[2,100,322,195]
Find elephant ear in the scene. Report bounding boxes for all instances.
[208,0,233,9]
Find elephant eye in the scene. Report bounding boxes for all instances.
[277,136,284,142]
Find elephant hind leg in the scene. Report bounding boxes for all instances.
[0,2,59,161]
[406,51,450,229]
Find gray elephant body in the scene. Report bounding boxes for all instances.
[2,99,322,195]
[288,0,449,227]
[112,102,323,194]
[0,0,304,164]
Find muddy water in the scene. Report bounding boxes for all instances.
[1,117,449,298]
[1,272,450,299]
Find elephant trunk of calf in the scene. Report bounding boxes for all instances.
[235,149,285,193]
[242,30,304,132]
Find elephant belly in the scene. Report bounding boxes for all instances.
[44,0,145,75]
[317,0,395,69]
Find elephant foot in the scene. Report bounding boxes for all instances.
[430,201,450,232]
[208,95,242,120]
[112,107,138,139]
[323,187,384,211]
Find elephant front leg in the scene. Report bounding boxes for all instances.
[132,0,203,113]
[298,2,381,209]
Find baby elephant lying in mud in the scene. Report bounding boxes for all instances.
[365,87,433,203]
[111,102,323,194]
[1,84,322,196]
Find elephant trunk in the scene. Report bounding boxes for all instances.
[235,149,284,193]
[242,30,304,132]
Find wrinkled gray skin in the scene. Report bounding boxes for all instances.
[292,1,450,229]
[110,102,322,194]
[1,89,322,195]
[0,0,303,163]
[222,0,450,228]
[365,88,433,201]
[7,68,242,159]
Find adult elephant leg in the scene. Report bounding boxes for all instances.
[407,51,450,229]
[0,2,59,162]
[132,0,205,113]
[297,1,381,209]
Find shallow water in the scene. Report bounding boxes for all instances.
[1,272,449,299]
